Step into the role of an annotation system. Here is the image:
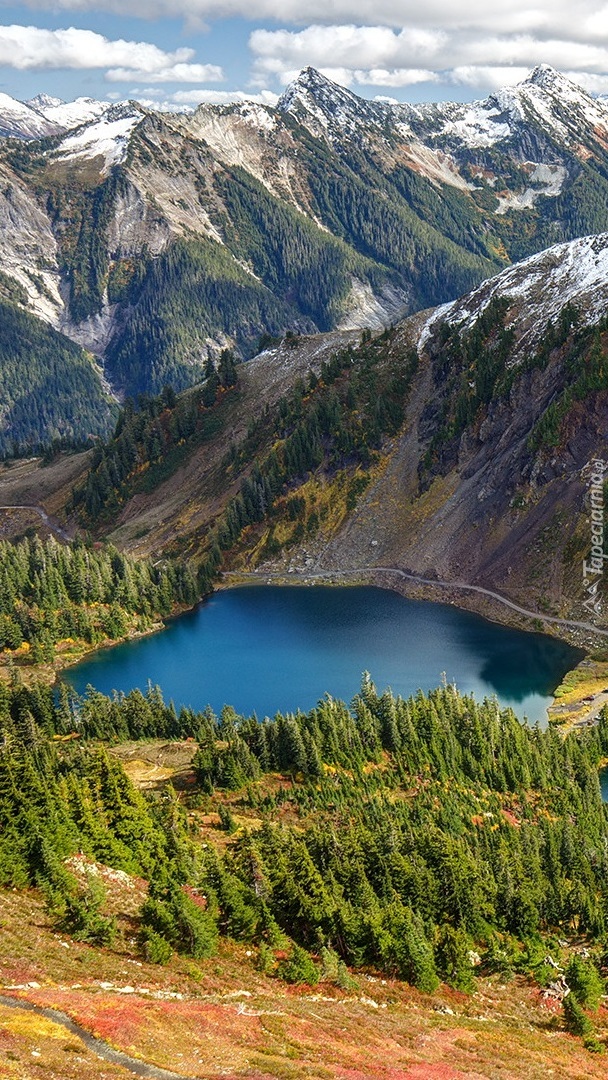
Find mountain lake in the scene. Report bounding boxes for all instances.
[64,584,583,726]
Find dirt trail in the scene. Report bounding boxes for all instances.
[0,993,197,1080]
[0,504,72,541]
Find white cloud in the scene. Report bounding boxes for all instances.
[248,20,608,96]
[106,63,222,83]
[4,0,604,31]
[250,25,445,71]
[11,0,608,39]
[169,87,279,104]
[448,66,531,90]
[355,69,440,87]
[5,4,608,103]
[128,96,193,111]
[563,70,608,95]
[0,24,223,83]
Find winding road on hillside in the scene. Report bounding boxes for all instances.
[0,993,197,1080]
[244,566,608,639]
[0,504,72,541]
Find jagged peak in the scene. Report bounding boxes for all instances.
[279,67,357,110]
[284,66,335,92]
[516,64,600,104]
[523,64,565,89]
[27,93,64,111]
[278,67,387,134]
[103,100,144,121]
[298,65,327,84]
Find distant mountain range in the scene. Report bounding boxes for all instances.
[0,92,110,139]
[2,64,608,450]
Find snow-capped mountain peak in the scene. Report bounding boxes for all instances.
[35,96,110,131]
[523,63,565,89]
[278,66,388,138]
[0,92,111,140]
[0,92,58,139]
[27,93,64,112]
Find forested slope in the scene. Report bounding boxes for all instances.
[2,676,608,1057]
[0,534,198,666]
[0,294,115,457]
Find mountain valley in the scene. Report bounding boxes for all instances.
[4,64,608,1080]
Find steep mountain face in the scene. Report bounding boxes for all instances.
[3,66,608,411]
[316,233,608,630]
[65,231,608,638]
[0,290,116,455]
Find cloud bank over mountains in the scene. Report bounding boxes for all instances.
[3,0,608,102]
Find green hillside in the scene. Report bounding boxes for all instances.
[0,292,115,457]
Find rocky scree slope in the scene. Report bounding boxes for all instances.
[313,232,608,631]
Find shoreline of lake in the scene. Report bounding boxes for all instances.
[62,583,583,727]
[1,571,599,718]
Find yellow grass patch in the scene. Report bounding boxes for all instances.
[120,760,178,787]
[1,1011,68,1042]
[548,658,608,727]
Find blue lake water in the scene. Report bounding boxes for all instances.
[64,584,582,725]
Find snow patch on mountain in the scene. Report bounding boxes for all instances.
[54,110,142,170]
[495,162,567,214]
[36,96,110,131]
[440,105,511,149]
[234,101,276,132]
[420,233,608,360]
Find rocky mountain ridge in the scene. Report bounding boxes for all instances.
[420,231,608,361]
[3,65,608,433]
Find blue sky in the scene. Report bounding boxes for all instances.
[2,1,608,108]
